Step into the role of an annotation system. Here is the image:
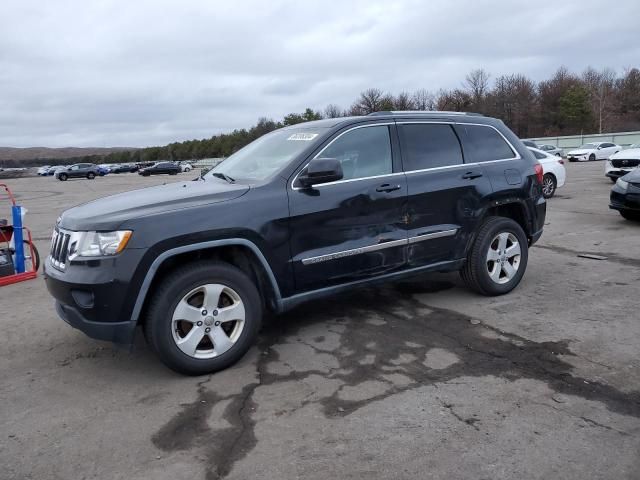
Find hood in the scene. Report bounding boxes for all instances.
[610,148,640,160]
[567,148,593,155]
[621,169,640,183]
[60,179,249,231]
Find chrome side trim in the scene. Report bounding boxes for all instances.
[301,238,407,265]
[408,229,458,244]
[301,229,459,265]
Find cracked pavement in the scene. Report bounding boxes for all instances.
[1,162,639,479]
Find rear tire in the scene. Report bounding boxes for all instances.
[87,172,96,179]
[460,217,529,296]
[542,174,557,198]
[144,261,263,375]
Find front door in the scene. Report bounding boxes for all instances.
[397,122,493,267]
[288,123,408,293]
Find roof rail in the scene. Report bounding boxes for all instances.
[367,110,484,117]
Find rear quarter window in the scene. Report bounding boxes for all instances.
[459,124,516,163]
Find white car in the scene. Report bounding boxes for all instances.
[180,162,193,172]
[538,144,564,157]
[605,144,640,183]
[566,142,620,162]
[528,147,566,198]
[37,165,51,175]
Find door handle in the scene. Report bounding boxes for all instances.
[376,184,402,193]
[461,170,483,180]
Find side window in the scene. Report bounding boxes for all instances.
[70,165,79,171]
[318,126,392,181]
[398,124,463,171]
[531,150,546,160]
[601,143,614,148]
[462,125,516,162]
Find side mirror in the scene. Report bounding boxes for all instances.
[597,146,602,150]
[298,158,343,187]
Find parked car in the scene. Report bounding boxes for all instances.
[138,161,180,176]
[610,170,640,221]
[97,165,111,176]
[604,144,640,183]
[37,165,52,176]
[180,162,193,172]
[566,142,620,162]
[43,111,546,375]
[112,163,139,173]
[55,163,99,181]
[522,140,538,149]
[528,147,566,198]
[538,144,564,157]
[47,165,66,176]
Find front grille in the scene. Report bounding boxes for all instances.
[49,229,71,270]
[611,159,640,168]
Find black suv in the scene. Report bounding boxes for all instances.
[55,163,99,181]
[138,161,180,176]
[44,112,546,375]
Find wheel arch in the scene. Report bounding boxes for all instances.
[466,200,533,256]
[131,239,282,325]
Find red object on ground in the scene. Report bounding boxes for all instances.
[0,184,38,286]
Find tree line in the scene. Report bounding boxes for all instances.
[51,65,640,165]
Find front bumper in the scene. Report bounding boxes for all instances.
[43,248,148,344]
[610,184,640,212]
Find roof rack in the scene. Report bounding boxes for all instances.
[367,110,484,117]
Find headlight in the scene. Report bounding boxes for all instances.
[73,230,132,257]
[616,178,629,191]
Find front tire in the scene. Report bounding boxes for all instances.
[144,261,263,375]
[58,173,68,181]
[541,174,557,198]
[460,217,529,296]
[589,153,596,162]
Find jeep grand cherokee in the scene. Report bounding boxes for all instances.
[44,111,546,375]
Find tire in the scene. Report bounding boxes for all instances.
[184,167,191,172]
[169,171,177,175]
[589,154,596,162]
[620,210,640,221]
[144,261,263,375]
[460,216,529,296]
[541,174,557,198]
[87,172,96,179]
[58,173,67,181]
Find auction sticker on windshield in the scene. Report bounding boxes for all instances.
[287,133,319,141]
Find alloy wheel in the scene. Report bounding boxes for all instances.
[486,232,521,284]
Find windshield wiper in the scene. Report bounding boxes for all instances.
[211,172,235,183]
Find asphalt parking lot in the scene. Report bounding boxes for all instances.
[1,164,639,480]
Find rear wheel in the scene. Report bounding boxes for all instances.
[542,174,557,198]
[620,210,640,221]
[460,217,528,296]
[87,172,96,179]
[144,261,262,375]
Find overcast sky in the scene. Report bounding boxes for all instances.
[1,0,639,148]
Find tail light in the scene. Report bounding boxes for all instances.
[534,163,544,184]
[558,159,565,165]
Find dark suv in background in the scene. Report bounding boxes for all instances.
[55,163,99,181]
[138,161,180,176]
[44,111,546,375]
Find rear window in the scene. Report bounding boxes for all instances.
[399,124,463,171]
[531,149,546,160]
[461,125,516,162]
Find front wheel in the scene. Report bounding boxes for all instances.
[58,173,68,181]
[460,217,529,296]
[542,174,557,198]
[589,154,596,162]
[144,261,263,375]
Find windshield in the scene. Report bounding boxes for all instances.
[580,143,598,149]
[206,128,324,182]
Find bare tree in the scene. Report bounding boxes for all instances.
[582,66,616,133]
[352,88,385,114]
[464,68,490,109]
[393,91,416,110]
[324,104,342,118]
[412,89,436,110]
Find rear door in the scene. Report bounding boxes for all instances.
[398,122,493,267]
[287,123,408,292]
